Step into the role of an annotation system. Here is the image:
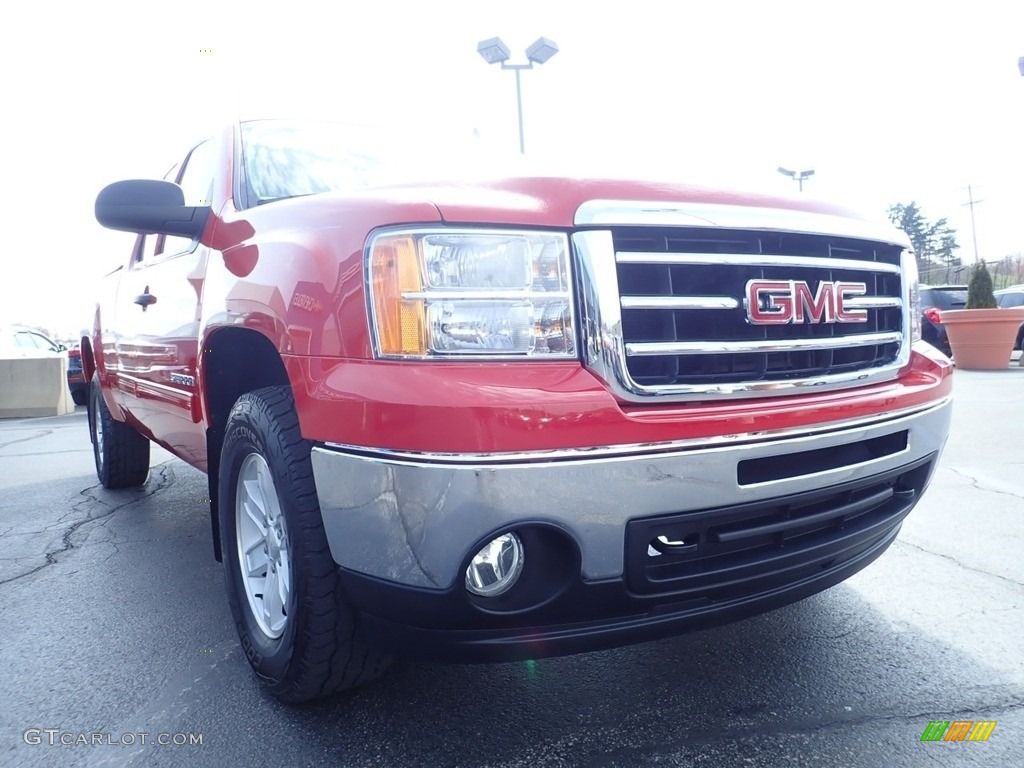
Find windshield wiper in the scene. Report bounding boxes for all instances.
[255,193,317,206]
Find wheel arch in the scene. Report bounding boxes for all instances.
[201,326,292,561]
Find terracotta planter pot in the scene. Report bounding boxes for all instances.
[940,307,1024,370]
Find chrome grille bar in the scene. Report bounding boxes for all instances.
[843,297,903,309]
[620,296,740,310]
[625,332,902,357]
[616,252,901,273]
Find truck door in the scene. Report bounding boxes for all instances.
[113,139,215,467]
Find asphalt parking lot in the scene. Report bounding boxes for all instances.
[1,369,1023,767]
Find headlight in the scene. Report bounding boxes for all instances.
[368,229,576,359]
[903,248,921,343]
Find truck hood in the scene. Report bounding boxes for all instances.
[361,175,898,241]
[244,175,905,248]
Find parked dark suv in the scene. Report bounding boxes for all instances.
[995,285,1024,351]
[920,285,967,357]
[66,347,88,405]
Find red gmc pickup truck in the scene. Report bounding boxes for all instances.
[86,119,952,702]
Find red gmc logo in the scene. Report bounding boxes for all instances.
[745,280,868,324]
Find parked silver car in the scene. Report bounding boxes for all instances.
[994,285,1024,350]
[0,325,65,358]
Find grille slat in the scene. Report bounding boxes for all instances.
[616,251,901,273]
[620,296,740,310]
[625,332,903,356]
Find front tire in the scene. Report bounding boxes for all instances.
[89,373,150,488]
[219,386,390,702]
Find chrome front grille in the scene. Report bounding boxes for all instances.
[572,201,913,403]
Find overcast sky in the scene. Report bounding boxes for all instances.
[3,0,1023,337]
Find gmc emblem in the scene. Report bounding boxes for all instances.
[745,279,868,324]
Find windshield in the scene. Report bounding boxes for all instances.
[921,288,967,310]
[241,121,392,203]
[241,120,469,205]
[237,119,652,207]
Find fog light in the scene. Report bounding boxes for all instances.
[465,532,524,597]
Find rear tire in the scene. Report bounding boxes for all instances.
[71,389,88,406]
[219,386,390,702]
[89,374,150,488]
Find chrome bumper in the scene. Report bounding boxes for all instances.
[310,397,951,589]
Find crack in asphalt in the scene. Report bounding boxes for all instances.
[751,697,1024,755]
[947,466,1024,501]
[0,428,54,450]
[2,448,101,458]
[86,641,240,768]
[502,694,1024,766]
[802,627,859,641]
[933,605,1020,628]
[0,464,175,587]
[896,539,1024,589]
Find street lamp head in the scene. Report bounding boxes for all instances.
[778,167,814,179]
[526,37,559,65]
[778,166,814,191]
[477,34,558,154]
[477,37,511,65]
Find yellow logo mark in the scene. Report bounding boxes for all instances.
[966,721,997,742]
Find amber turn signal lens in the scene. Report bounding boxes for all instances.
[370,235,426,356]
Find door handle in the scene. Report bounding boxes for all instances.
[134,287,157,310]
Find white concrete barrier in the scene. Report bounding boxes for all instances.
[0,357,75,418]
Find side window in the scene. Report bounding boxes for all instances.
[13,332,36,349]
[137,162,182,264]
[15,332,56,351]
[31,333,59,352]
[142,140,215,262]
[178,140,216,206]
[998,292,1024,308]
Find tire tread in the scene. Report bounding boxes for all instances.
[221,386,390,702]
[90,375,150,489]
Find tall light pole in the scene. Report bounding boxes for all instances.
[477,36,559,154]
[778,167,815,191]
[963,185,983,265]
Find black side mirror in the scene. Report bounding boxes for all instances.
[95,179,210,239]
